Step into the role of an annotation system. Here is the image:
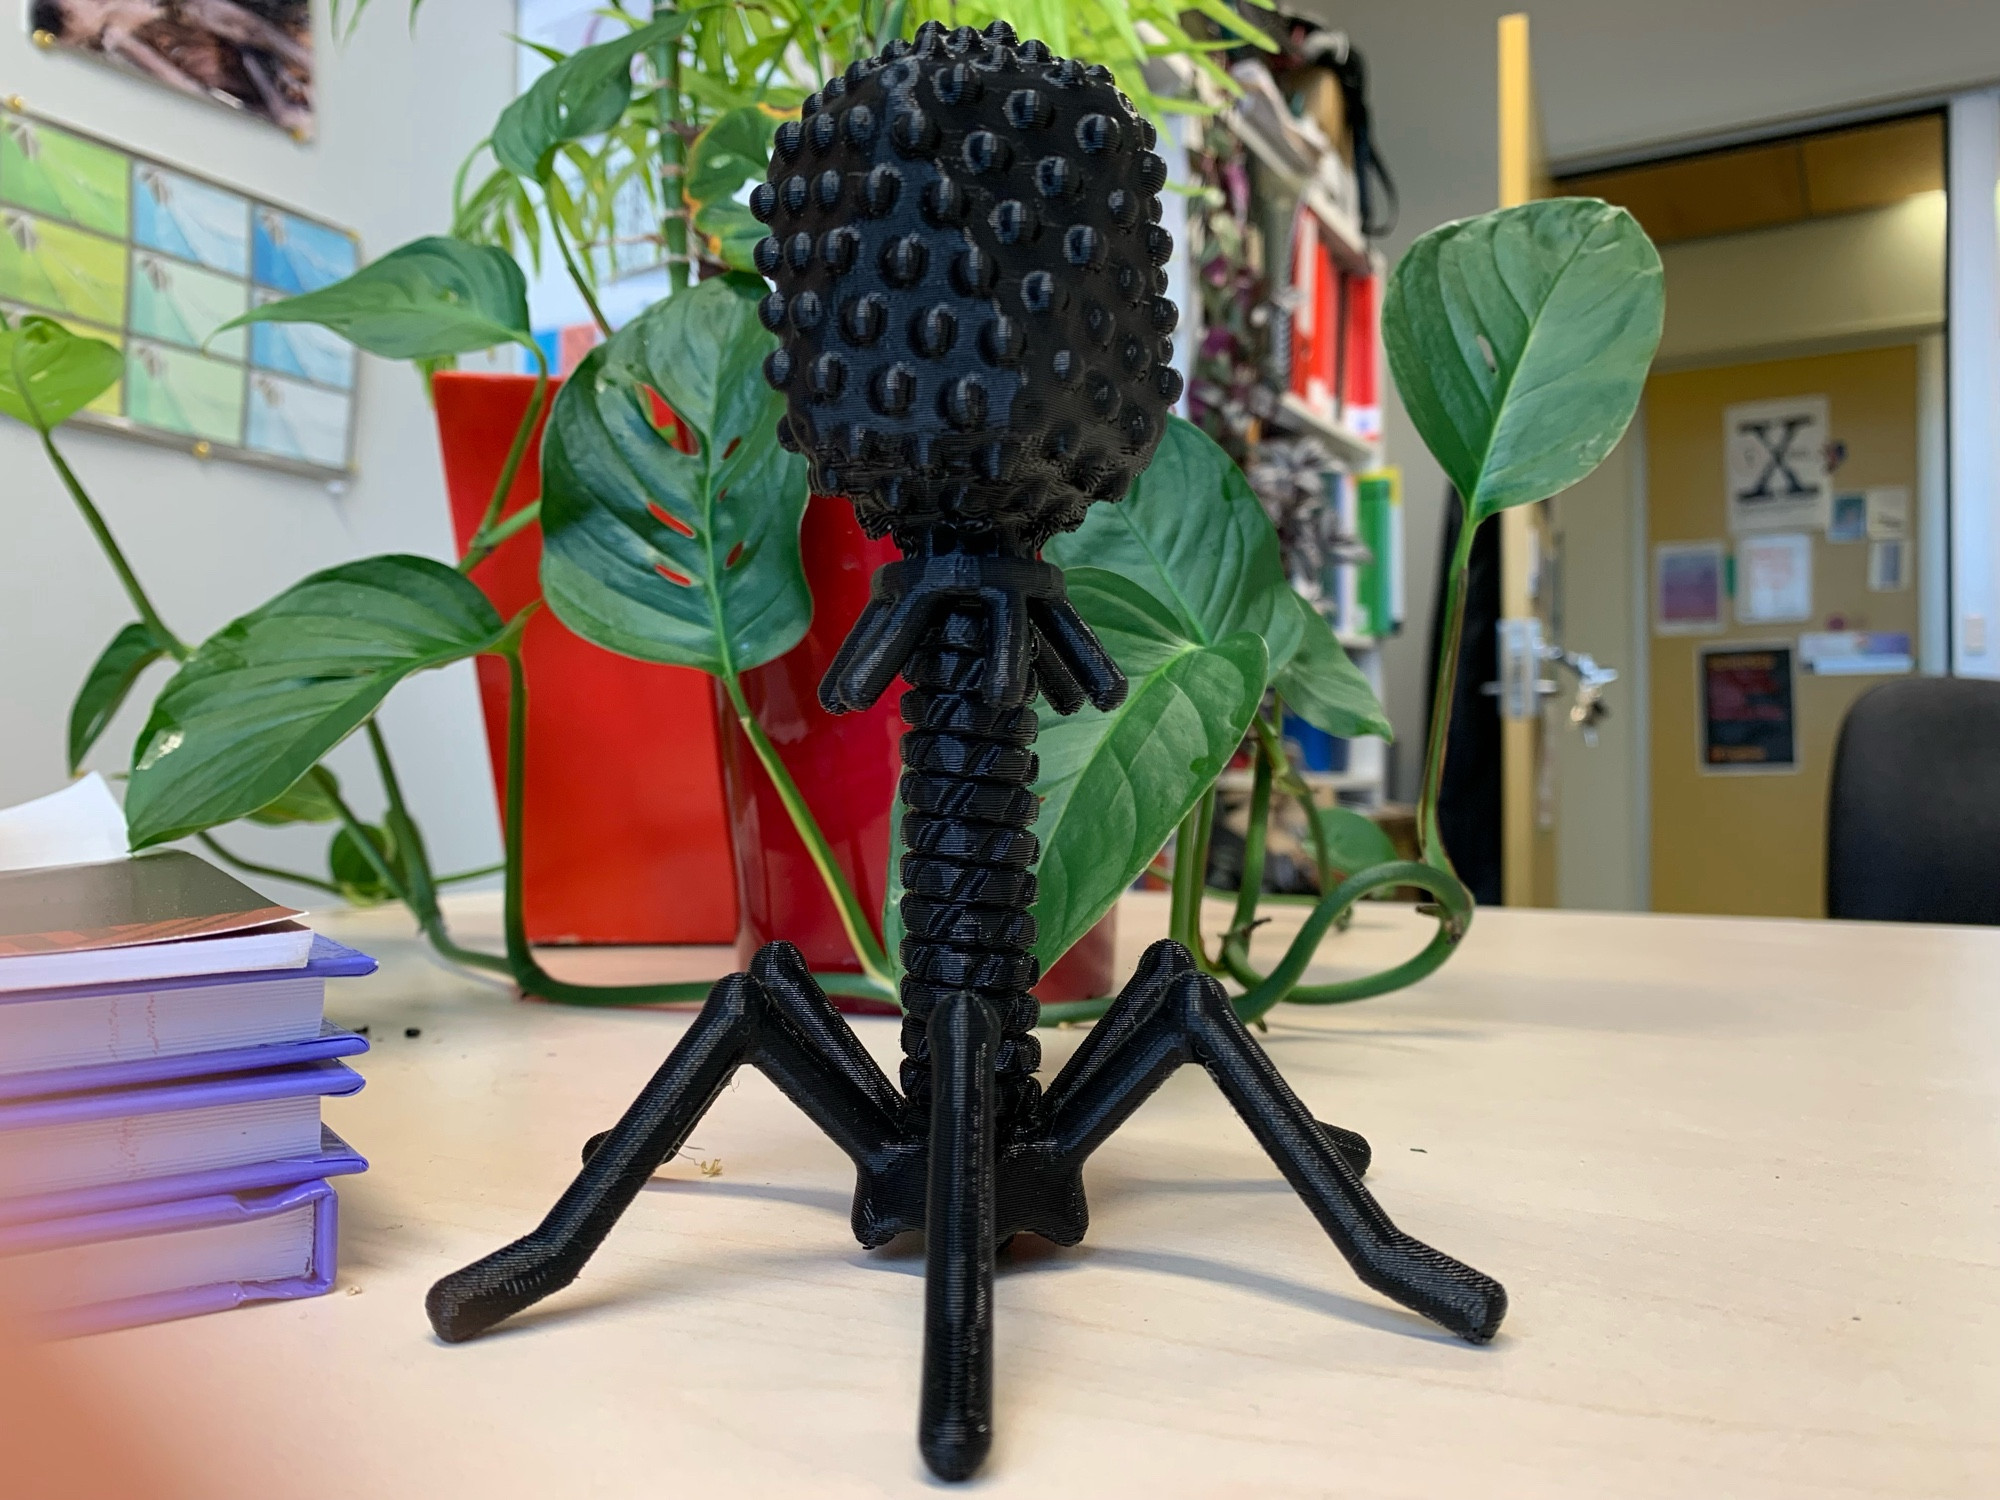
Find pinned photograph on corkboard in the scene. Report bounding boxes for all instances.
[29,0,313,139]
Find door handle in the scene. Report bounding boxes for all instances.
[1485,617,1619,746]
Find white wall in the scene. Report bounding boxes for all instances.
[1300,0,2000,799]
[1,3,518,902]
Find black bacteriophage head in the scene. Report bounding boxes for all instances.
[750,19,1182,559]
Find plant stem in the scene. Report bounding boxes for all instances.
[435,861,507,885]
[1167,788,1218,968]
[41,432,187,659]
[550,216,614,337]
[1224,720,1274,953]
[467,500,541,565]
[1223,859,1473,1021]
[1251,710,1337,893]
[196,832,343,895]
[318,767,512,976]
[458,361,549,574]
[1418,512,1480,870]
[717,673,897,992]
[653,0,690,293]
[364,718,435,913]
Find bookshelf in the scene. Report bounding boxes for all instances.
[1220,108,1374,278]
[1175,25,1401,817]
[1271,390,1379,468]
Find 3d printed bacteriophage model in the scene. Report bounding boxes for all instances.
[426,23,1506,1480]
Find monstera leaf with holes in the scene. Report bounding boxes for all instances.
[538,275,811,676]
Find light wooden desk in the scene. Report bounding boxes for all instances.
[62,894,2000,1497]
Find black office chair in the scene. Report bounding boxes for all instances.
[1827,677,2000,924]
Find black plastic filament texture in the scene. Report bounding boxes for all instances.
[750,18,1182,557]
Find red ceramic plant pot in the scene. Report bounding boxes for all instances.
[434,371,738,945]
[435,371,1112,1000]
[721,496,1117,1012]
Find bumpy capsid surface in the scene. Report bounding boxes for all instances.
[752,20,1180,551]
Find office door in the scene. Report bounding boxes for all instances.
[1496,13,1559,906]
[1647,345,1921,916]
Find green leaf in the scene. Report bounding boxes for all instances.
[693,201,770,274]
[0,314,121,431]
[1310,803,1398,878]
[67,622,168,773]
[539,277,811,676]
[126,556,509,848]
[492,12,701,179]
[1383,198,1664,524]
[1274,593,1391,740]
[1045,415,1304,675]
[881,799,906,985]
[247,767,343,825]
[329,820,402,905]
[215,237,534,363]
[686,106,778,272]
[1030,568,1269,973]
[684,106,777,214]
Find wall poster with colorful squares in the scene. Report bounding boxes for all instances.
[0,102,359,477]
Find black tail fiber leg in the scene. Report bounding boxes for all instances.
[1175,972,1506,1342]
[432,953,912,1345]
[1040,947,1503,1345]
[426,972,764,1343]
[918,990,1002,1482]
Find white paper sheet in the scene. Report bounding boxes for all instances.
[0,775,131,873]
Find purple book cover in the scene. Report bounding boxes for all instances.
[0,1124,366,1227]
[0,1023,371,1101]
[0,1058,363,1132]
[0,932,376,1009]
[0,1178,344,1337]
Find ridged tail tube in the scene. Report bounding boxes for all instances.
[894,604,1046,1125]
[897,603,1046,1482]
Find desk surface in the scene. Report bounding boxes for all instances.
[60,894,2000,1498]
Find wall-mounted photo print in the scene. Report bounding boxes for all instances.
[30,0,313,139]
[1,104,357,477]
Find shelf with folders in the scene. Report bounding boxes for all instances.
[1178,13,1403,812]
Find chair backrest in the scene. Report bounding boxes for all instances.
[1827,677,2000,924]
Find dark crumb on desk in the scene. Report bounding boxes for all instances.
[1409,1147,1428,1153]
[405,1026,423,1039]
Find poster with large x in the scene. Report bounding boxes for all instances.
[1725,394,1832,534]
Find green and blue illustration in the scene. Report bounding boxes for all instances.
[0,105,359,474]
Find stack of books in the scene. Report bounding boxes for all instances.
[0,850,373,1336]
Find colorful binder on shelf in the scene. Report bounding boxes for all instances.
[1356,468,1405,639]
[1339,271,1381,441]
